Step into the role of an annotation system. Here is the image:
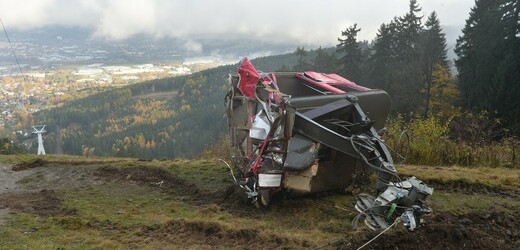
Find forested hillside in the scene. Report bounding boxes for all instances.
[32,67,225,158]
[30,55,301,159]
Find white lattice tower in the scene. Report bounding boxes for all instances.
[32,125,46,155]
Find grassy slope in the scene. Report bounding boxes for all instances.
[0,155,518,249]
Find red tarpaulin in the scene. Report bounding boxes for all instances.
[237,57,260,98]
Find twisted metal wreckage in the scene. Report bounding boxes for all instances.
[224,58,433,231]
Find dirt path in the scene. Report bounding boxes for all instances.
[0,163,35,193]
[0,163,35,224]
[0,163,75,224]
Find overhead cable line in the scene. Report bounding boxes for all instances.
[0,16,27,81]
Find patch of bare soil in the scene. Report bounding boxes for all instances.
[336,211,519,249]
[139,219,310,249]
[0,164,35,192]
[12,158,48,171]
[0,189,76,216]
[94,166,235,204]
[95,166,203,195]
[13,159,126,172]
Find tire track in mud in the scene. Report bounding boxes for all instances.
[5,164,299,248]
[11,158,129,171]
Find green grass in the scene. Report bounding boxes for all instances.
[1,155,519,248]
[0,179,203,249]
[398,164,520,189]
[0,212,122,249]
[62,184,194,225]
[0,156,353,248]
[0,154,144,172]
[164,159,231,191]
[0,154,42,164]
[430,191,520,215]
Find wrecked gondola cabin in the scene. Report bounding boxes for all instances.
[225,58,433,230]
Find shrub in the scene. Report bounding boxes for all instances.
[0,138,27,155]
[384,114,519,168]
[385,114,454,165]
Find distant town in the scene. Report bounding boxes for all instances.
[0,60,236,136]
[0,26,295,137]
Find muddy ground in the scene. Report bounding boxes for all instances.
[0,159,518,249]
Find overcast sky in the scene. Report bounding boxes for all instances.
[0,0,475,47]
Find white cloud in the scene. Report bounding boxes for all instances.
[183,40,203,54]
[0,0,475,45]
[93,0,158,40]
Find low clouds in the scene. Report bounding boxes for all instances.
[183,40,203,53]
[0,0,474,46]
[92,0,158,40]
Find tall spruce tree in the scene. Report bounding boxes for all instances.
[369,22,398,91]
[421,11,449,117]
[455,0,503,109]
[293,46,310,71]
[455,0,520,134]
[367,0,454,116]
[395,0,423,60]
[500,0,520,133]
[336,24,365,83]
[389,0,424,114]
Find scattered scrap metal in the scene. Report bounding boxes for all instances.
[224,58,433,231]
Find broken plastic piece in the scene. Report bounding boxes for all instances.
[250,111,271,140]
[355,177,434,230]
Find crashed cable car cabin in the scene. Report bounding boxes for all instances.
[225,58,433,230]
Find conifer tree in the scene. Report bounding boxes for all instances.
[395,0,423,60]
[421,11,449,117]
[455,0,503,110]
[499,0,520,133]
[388,0,424,114]
[369,23,398,91]
[455,0,520,134]
[336,24,365,82]
[293,46,309,71]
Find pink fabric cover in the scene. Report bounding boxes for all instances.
[298,71,371,92]
[237,57,260,98]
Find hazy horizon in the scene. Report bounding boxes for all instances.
[1,0,475,50]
